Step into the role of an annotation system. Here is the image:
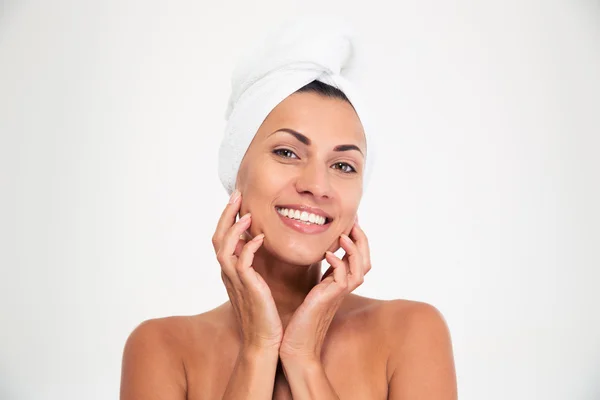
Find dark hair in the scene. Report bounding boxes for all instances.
[295,80,352,105]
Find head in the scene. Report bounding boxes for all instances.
[235,80,366,265]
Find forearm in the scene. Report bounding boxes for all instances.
[222,347,279,400]
[281,357,339,400]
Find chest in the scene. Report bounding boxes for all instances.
[186,332,389,400]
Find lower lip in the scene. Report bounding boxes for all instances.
[276,211,331,234]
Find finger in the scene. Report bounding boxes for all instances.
[321,265,334,282]
[220,213,252,258]
[350,220,372,274]
[236,234,265,286]
[212,190,242,252]
[234,234,247,258]
[324,251,349,294]
[339,234,364,287]
[216,213,252,275]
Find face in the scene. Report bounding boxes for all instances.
[235,91,366,265]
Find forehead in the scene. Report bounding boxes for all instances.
[257,91,366,148]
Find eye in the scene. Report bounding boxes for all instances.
[331,162,356,173]
[273,148,299,159]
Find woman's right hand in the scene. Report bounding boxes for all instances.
[212,190,283,352]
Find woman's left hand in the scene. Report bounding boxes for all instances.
[279,219,371,364]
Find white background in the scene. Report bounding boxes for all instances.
[1,1,599,399]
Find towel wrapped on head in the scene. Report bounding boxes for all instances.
[218,16,374,194]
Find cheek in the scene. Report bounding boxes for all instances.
[238,160,289,213]
[340,187,362,226]
[244,158,292,190]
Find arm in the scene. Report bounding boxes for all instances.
[280,357,339,400]
[120,320,186,400]
[213,191,284,398]
[222,346,279,399]
[387,302,458,400]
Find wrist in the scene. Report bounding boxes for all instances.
[240,343,280,362]
[281,357,336,398]
[280,353,322,372]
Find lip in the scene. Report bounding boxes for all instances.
[276,211,332,234]
[275,204,333,220]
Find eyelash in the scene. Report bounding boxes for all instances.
[272,148,357,174]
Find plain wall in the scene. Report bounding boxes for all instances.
[1,0,599,399]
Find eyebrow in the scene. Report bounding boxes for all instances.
[270,128,364,156]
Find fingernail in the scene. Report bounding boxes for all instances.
[252,233,265,241]
[240,213,251,221]
[229,190,241,204]
[340,234,351,243]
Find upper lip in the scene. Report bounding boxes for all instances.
[276,204,333,221]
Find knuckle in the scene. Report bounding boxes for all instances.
[220,270,229,283]
[216,251,227,264]
[235,259,246,272]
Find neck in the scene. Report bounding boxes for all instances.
[250,246,322,328]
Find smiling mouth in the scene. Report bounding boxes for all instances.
[275,206,332,226]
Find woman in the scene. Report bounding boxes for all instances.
[120,17,457,399]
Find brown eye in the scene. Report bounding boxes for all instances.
[332,162,356,173]
[273,148,299,159]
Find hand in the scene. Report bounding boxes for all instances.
[212,190,283,352]
[279,219,372,363]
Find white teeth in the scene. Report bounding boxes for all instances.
[276,207,328,226]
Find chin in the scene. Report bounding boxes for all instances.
[264,240,330,266]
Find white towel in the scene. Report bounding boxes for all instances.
[218,15,374,194]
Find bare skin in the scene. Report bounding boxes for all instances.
[121,296,455,399]
[120,91,457,399]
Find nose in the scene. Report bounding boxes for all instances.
[295,160,333,199]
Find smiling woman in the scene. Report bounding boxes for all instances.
[120,16,457,400]
[235,86,365,266]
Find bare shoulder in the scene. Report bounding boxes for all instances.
[120,304,232,399]
[375,298,457,399]
[339,295,455,394]
[123,304,234,359]
[382,298,450,332]
[363,297,453,360]
[341,295,450,337]
[123,315,197,358]
[120,316,189,399]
